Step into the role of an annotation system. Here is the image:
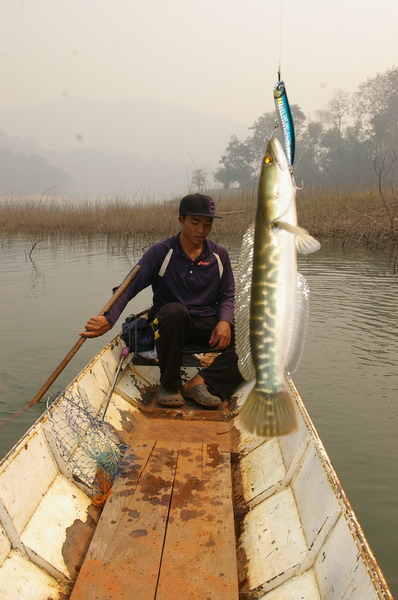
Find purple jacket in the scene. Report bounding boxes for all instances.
[106,233,235,327]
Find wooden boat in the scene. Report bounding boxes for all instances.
[0,333,393,599]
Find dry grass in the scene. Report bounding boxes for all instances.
[1,187,397,253]
[0,192,254,239]
[297,188,398,251]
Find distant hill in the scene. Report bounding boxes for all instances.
[0,128,71,195]
[0,97,249,196]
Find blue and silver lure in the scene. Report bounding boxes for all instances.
[273,80,295,168]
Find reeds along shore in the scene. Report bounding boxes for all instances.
[0,187,397,253]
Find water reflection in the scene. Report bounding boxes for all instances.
[297,249,398,369]
[27,258,46,297]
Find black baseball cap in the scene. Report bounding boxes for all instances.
[179,193,222,219]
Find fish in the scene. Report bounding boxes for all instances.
[235,136,320,437]
[273,80,295,168]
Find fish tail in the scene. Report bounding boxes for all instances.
[239,387,297,437]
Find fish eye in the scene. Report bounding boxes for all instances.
[264,155,273,165]
[273,82,285,98]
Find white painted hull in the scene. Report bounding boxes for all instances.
[0,335,392,599]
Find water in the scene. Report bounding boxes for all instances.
[1,234,397,595]
[295,247,398,596]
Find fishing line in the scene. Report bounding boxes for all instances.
[278,0,283,82]
[268,0,283,143]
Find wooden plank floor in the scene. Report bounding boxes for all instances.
[156,443,238,600]
[121,409,238,453]
[70,442,238,600]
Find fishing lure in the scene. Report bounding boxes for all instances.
[273,80,295,168]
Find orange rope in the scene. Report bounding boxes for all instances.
[92,467,114,506]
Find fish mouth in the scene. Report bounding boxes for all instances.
[266,136,289,171]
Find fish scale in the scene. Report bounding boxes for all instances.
[251,227,287,391]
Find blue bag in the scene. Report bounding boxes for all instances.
[120,317,155,353]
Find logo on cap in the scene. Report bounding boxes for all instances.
[179,193,222,219]
[209,197,215,215]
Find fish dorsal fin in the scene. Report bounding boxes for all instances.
[235,223,256,381]
[285,273,310,374]
[275,221,321,255]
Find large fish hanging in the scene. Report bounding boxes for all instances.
[235,134,320,437]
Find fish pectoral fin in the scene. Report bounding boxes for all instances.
[295,232,321,254]
[275,221,321,255]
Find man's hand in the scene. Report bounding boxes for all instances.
[79,316,111,338]
[209,320,231,350]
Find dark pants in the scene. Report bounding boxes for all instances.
[149,302,243,399]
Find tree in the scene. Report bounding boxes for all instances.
[295,120,324,186]
[353,66,398,153]
[246,105,306,170]
[307,124,373,191]
[217,134,254,187]
[215,106,307,187]
[216,67,398,192]
[191,168,207,192]
[246,112,277,167]
[317,89,351,134]
[214,167,238,189]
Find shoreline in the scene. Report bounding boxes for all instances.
[1,188,397,255]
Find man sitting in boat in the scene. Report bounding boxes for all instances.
[80,193,243,408]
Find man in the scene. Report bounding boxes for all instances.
[80,193,243,407]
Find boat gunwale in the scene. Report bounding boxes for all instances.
[285,376,393,599]
[0,333,394,599]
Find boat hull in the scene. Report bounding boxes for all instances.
[0,335,393,599]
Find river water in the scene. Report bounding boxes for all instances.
[0,234,397,595]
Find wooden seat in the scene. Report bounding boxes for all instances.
[70,442,238,600]
[131,346,220,367]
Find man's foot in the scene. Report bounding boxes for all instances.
[181,384,222,407]
[156,385,184,407]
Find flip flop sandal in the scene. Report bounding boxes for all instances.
[181,384,222,407]
[156,385,184,407]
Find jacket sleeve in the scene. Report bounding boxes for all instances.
[217,250,235,324]
[105,243,165,327]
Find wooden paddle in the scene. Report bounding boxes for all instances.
[0,264,141,428]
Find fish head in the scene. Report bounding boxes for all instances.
[257,136,293,224]
[273,81,285,99]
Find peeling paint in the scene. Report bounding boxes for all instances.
[0,336,393,600]
[62,504,101,580]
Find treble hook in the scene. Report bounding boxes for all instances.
[267,120,279,143]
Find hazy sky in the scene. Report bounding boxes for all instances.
[1,0,397,126]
